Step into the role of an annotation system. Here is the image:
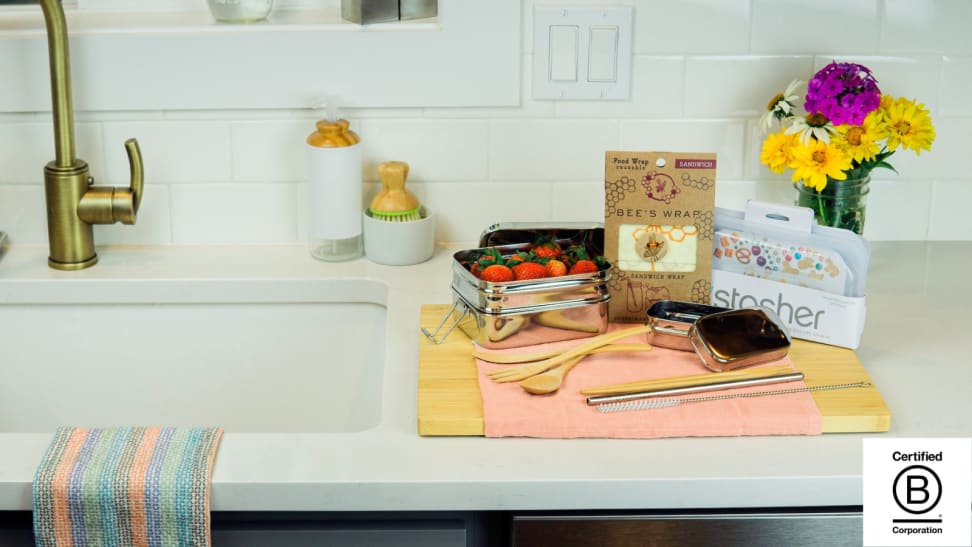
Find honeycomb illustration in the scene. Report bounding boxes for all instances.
[695,211,714,241]
[680,173,714,191]
[608,264,628,292]
[691,279,711,304]
[605,176,638,214]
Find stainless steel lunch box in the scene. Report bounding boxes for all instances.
[422,223,611,349]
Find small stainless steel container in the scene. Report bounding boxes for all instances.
[422,223,611,349]
[341,0,398,24]
[688,308,792,372]
[400,0,437,20]
[646,300,729,351]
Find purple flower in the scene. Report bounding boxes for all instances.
[804,62,881,125]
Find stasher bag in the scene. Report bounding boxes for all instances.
[712,201,869,349]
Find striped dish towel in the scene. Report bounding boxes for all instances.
[33,426,223,547]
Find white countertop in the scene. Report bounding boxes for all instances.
[0,241,969,512]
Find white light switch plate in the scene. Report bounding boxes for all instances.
[533,5,633,100]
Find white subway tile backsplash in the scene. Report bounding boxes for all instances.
[862,179,932,240]
[358,119,490,182]
[170,183,297,244]
[633,0,750,55]
[883,0,972,54]
[231,120,308,183]
[422,182,552,243]
[619,121,746,179]
[550,181,604,223]
[102,121,232,185]
[929,181,972,240]
[424,55,555,119]
[752,0,879,54]
[715,181,759,211]
[941,56,972,117]
[2,3,970,244]
[554,57,684,119]
[753,180,801,205]
[0,185,47,244]
[76,111,166,123]
[0,122,105,184]
[327,108,425,119]
[489,119,618,182]
[685,56,815,118]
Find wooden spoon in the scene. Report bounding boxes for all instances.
[519,355,587,395]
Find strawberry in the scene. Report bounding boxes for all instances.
[568,260,599,275]
[507,251,531,265]
[469,248,503,278]
[532,235,562,259]
[480,264,514,282]
[512,261,550,281]
[566,246,606,275]
[545,258,567,277]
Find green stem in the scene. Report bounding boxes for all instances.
[816,192,829,225]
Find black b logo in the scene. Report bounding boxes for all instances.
[893,465,942,515]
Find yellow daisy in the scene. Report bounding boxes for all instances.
[789,139,852,192]
[760,130,797,174]
[836,112,883,164]
[882,97,936,155]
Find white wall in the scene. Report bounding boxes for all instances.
[1,0,969,246]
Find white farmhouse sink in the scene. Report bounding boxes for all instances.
[0,279,387,434]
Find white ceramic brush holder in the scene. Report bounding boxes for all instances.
[362,206,435,266]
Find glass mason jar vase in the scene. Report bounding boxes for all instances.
[794,173,870,235]
[207,0,274,23]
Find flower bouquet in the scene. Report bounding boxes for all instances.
[759,62,936,234]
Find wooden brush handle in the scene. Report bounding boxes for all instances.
[372,161,419,212]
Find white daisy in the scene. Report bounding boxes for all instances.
[785,112,838,144]
[759,80,803,132]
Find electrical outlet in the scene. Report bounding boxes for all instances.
[532,5,633,100]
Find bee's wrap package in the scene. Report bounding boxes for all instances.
[604,151,717,323]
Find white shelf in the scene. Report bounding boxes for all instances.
[0,0,519,110]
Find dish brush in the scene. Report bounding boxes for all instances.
[369,161,422,222]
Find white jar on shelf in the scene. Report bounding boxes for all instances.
[207,0,274,23]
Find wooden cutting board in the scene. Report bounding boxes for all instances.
[417,304,891,436]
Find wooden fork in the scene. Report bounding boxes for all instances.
[486,325,651,383]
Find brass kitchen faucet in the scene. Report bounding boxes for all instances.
[39,0,144,270]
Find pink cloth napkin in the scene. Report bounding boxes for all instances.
[476,328,823,439]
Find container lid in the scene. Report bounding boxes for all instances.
[307,118,360,148]
[478,222,604,254]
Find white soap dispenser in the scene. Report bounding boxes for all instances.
[306,115,363,262]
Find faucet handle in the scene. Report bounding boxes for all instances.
[77,138,145,225]
[125,138,144,214]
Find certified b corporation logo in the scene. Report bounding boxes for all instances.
[863,438,971,547]
[892,464,942,519]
